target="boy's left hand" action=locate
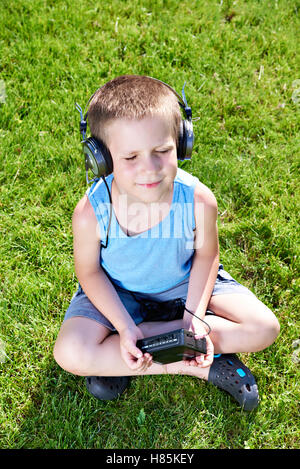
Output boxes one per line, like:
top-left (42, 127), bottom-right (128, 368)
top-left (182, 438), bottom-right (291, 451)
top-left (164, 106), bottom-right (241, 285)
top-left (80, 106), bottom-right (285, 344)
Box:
top-left (183, 323), bottom-right (214, 368)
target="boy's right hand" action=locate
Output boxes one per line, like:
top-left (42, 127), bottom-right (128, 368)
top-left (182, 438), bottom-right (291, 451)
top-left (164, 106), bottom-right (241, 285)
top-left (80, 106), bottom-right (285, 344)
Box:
top-left (119, 325), bottom-right (152, 372)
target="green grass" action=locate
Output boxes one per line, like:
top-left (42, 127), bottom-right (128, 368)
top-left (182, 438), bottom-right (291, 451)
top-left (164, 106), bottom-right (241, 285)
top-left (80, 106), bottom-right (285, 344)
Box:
top-left (0, 0), bottom-right (299, 449)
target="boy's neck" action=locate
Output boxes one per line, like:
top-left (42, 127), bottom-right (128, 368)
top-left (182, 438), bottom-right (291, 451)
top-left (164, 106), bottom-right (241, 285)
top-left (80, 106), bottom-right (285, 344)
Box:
top-left (111, 177), bottom-right (174, 207)
top-left (111, 178), bottom-right (174, 236)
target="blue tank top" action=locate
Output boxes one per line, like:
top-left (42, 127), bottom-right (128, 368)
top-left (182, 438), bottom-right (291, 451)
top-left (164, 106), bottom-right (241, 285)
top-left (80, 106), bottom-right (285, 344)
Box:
top-left (87, 168), bottom-right (199, 294)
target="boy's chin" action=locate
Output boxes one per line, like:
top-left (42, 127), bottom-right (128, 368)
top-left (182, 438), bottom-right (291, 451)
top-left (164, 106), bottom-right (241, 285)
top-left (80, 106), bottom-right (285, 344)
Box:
top-left (134, 186), bottom-right (171, 204)
top-left (134, 192), bottom-right (162, 204)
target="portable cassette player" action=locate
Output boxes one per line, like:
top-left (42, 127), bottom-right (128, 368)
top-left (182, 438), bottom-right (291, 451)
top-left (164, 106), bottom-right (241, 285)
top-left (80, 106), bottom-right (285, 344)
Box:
top-left (136, 328), bottom-right (207, 365)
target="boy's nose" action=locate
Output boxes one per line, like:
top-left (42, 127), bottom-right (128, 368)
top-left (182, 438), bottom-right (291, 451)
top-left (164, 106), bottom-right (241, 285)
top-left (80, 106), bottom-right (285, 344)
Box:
top-left (142, 154), bottom-right (160, 173)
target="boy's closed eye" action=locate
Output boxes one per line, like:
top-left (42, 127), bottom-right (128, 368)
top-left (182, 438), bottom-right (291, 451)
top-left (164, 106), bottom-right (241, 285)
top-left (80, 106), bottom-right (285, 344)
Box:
top-left (125, 155), bottom-right (137, 161)
top-left (124, 148), bottom-right (172, 160)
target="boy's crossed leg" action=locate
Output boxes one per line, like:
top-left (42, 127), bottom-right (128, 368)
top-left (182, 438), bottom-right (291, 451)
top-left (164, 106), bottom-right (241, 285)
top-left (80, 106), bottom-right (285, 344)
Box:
top-left (53, 293), bottom-right (279, 410)
top-left (53, 316), bottom-right (208, 379)
top-left (206, 293), bottom-right (280, 353)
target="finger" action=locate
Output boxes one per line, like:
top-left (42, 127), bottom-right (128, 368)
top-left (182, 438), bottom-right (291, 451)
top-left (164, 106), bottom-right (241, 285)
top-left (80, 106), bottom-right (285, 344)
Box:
top-left (194, 330), bottom-right (208, 339)
top-left (201, 353), bottom-right (214, 368)
top-left (145, 354), bottom-right (153, 368)
top-left (205, 336), bottom-right (214, 353)
top-left (125, 342), bottom-right (143, 360)
top-left (137, 355), bottom-right (147, 369)
top-left (129, 356), bottom-right (145, 371)
top-left (190, 360), bottom-right (198, 367)
top-left (138, 353), bottom-right (150, 367)
top-left (186, 358), bottom-right (197, 367)
top-left (138, 357), bottom-right (152, 373)
top-left (183, 359), bottom-right (192, 366)
top-left (196, 355), bottom-right (204, 366)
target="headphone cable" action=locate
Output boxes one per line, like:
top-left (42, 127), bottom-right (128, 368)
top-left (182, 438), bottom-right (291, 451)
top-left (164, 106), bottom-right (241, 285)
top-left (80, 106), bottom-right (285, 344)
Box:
top-left (101, 175), bottom-right (113, 249)
top-left (184, 306), bottom-right (212, 336)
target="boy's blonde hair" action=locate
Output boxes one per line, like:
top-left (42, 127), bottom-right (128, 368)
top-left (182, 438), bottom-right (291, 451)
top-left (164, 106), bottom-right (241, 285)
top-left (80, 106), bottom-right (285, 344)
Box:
top-left (87, 75), bottom-right (182, 146)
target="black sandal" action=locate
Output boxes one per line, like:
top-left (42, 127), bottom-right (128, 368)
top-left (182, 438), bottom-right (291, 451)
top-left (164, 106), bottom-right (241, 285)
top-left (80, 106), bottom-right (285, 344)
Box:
top-left (208, 354), bottom-right (259, 411)
top-left (86, 376), bottom-right (131, 401)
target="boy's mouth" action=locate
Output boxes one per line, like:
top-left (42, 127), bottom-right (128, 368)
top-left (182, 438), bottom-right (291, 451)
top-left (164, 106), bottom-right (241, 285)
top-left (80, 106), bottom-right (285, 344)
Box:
top-left (136, 181), bottom-right (161, 189)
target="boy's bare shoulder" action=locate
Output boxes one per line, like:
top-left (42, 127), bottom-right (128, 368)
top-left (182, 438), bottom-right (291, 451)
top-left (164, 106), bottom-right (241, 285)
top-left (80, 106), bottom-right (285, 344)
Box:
top-left (72, 195), bottom-right (98, 232)
top-left (193, 181), bottom-right (218, 210)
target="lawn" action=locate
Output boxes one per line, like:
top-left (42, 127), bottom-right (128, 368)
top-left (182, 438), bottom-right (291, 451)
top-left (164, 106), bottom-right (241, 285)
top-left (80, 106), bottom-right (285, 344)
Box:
top-left (0, 0), bottom-right (299, 449)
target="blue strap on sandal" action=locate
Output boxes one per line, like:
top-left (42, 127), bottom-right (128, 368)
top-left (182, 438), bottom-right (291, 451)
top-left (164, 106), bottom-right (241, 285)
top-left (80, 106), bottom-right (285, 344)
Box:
top-left (86, 376), bottom-right (131, 401)
top-left (208, 354), bottom-right (259, 411)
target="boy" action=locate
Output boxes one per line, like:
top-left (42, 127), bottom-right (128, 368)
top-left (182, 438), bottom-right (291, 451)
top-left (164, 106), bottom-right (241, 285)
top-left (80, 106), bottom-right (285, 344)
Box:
top-left (53, 75), bottom-right (280, 410)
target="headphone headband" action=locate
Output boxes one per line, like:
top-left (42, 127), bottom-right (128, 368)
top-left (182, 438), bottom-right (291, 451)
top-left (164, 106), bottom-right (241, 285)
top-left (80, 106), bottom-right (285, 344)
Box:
top-left (78, 76), bottom-right (193, 132)
top-left (146, 77), bottom-right (192, 119)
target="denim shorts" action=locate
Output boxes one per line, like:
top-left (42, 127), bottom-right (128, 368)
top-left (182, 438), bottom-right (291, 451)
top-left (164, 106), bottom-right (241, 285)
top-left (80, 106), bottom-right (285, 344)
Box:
top-left (63, 264), bottom-right (254, 331)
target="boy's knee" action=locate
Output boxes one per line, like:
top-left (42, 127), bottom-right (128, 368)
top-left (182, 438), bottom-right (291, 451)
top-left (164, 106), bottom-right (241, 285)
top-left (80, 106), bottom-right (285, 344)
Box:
top-left (255, 310), bottom-right (280, 350)
top-left (266, 314), bottom-right (280, 343)
top-left (53, 338), bottom-right (92, 376)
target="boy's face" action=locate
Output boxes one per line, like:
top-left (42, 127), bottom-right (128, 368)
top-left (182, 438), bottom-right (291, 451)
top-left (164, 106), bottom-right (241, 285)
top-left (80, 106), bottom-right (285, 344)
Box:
top-left (106, 115), bottom-right (178, 205)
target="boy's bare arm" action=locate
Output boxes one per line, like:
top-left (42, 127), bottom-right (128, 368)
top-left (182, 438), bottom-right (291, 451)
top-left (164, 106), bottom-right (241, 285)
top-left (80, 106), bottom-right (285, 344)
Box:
top-left (184, 183), bottom-right (219, 323)
top-left (182, 184), bottom-right (219, 367)
top-left (72, 196), bottom-right (153, 371)
top-left (72, 195), bottom-right (137, 333)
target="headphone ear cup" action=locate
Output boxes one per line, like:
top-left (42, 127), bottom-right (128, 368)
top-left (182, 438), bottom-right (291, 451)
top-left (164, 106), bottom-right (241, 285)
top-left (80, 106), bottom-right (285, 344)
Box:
top-left (177, 121), bottom-right (185, 161)
top-left (183, 119), bottom-right (194, 159)
top-left (83, 137), bottom-right (113, 178)
top-left (177, 120), bottom-right (194, 161)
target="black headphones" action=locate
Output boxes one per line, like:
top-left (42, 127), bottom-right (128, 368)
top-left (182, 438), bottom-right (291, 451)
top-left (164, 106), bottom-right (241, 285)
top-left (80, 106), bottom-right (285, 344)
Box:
top-left (76, 77), bottom-right (194, 184)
